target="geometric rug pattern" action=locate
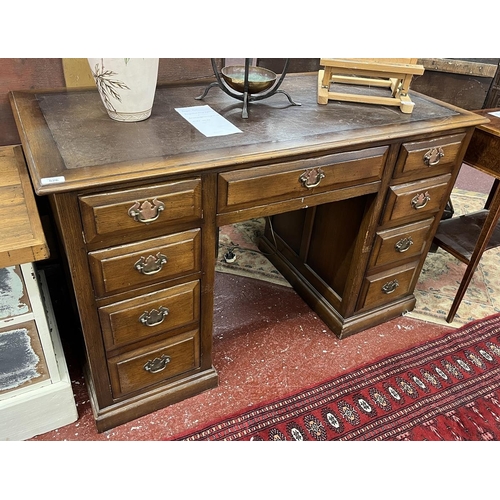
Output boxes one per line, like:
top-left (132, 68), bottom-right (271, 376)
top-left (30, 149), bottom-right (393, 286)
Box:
top-left (172, 313), bottom-right (500, 440)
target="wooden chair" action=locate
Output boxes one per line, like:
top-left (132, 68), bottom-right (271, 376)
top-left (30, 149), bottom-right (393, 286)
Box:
top-left (432, 109), bottom-right (500, 322)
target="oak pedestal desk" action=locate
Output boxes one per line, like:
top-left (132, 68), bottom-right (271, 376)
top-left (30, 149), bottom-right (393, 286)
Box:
top-left (9, 74), bottom-right (487, 431)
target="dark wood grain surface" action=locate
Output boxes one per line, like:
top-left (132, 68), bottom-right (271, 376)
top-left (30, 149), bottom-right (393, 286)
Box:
top-left (11, 74), bottom-right (486, 195)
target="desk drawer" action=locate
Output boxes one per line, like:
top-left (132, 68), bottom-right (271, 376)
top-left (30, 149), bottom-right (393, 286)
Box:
top-left (218, 146), bottom-right (388, 213)
top-left (79, 179), bottom-right (202, 244)
top-left (369, 218), bottom-right (435, 270)
top-left (108, 330), bottom-right (199, 398)
top-left (358, 263), bottom-right (419, 311)
top-left (394, 133), bottom-right (466, 179)
top-left (99, 280), bottom-right (200, 350)
top-left (381, 174), bottom-right (451, 225)
top-left (88, 229), bottom-right (201, 296)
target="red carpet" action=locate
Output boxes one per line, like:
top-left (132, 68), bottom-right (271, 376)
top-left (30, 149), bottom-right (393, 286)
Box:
top-left (172, 314), bottom-right (500, 441)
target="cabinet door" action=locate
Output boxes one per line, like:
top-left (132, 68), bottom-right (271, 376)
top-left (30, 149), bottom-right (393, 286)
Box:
top-left (0, 320), bottom-right (50, 396)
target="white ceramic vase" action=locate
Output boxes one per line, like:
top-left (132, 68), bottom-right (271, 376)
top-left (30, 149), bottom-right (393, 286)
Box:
top-left (87, 58), bottom-right (159, 122)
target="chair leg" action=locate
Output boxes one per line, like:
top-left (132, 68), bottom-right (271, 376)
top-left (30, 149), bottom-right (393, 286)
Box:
top-left (485, 178), bottom-right (500, 210)
top-left (446, 182), bottom-right (500, 322)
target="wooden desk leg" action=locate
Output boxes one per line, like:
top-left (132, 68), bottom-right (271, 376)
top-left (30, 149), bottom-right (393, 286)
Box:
top-left (447, 181), bottom-right (500, 322)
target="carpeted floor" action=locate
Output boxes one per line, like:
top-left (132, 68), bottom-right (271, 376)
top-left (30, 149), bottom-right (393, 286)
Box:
top-left (411, 189), bottom-right (500, 326)
top-left (217, 188), bottom-right (500, 327)
top-left (172, 313), bottom-right (500, 441)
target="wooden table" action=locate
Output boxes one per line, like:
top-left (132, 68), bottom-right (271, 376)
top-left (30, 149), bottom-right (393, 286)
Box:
top-left (433, 108), bottom-right (500, 322)
top-left (9, 74), bottom-right (487, 431)
top-left (0, 145), bottom-right (49, 267)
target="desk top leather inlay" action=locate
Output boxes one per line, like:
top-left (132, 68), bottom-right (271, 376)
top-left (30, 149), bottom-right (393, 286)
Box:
top-left (10, 74), bottom-right (485, 195)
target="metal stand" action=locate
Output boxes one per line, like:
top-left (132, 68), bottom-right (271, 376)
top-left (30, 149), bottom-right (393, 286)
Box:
top-left (196, 58), bottom-right (300, 118)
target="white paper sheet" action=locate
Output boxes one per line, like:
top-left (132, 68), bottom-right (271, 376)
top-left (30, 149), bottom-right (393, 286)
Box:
top-left (175, 105), bottom-right (243, 137)
top-left (488, 111), bottom-right (500, 118)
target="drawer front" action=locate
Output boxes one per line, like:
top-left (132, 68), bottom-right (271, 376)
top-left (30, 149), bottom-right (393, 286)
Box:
top-left (358, 263), bottom-right (419, 311)
top-left (381, 174), bottom-right (451, 225)
top-left (369, 218), bottom-right (435, 269)
top-left (394, 133), bottom-right (466, 179)
top-left (218, 146), bottom-right (388, 213)
top-left (99, 280), bottom-right (200, 350)
top-left (79, 179), bottom-right (202, 244)
top-left (88, 229), bottom-right (201, 296)
top-left (108, 330), bottom-right (199, 397)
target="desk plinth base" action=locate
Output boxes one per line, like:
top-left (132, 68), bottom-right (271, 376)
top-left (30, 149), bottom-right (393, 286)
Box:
top-left (326, 296), bottom-right (417, 339)
top-left (260, 236), bottom-right (416, 339)
top-left (84, 365), bottom-right (218, 433)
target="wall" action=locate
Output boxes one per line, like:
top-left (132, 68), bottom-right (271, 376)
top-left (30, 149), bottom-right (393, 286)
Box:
top-left (0, 59), bottom-right (66, 146)
top-left (411, 58), bottom-right (499, 110)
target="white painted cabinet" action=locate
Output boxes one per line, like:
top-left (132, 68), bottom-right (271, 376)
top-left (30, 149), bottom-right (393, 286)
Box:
top-left (0, 263), bottom-right (77, 440)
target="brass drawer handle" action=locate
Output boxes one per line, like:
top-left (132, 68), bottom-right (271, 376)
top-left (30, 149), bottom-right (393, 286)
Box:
top-left (411, 191), bottom-right (430, 210)
top-left (128, 199), bottom-right (165, 223)
top-left (139, 306), bottom-right (170, 327)
top-left (143, 354), bottom-right (171, 374)
top-left (299, 167), bottom-right (325, 189)
top-left (423, 147), bottom-right (444, 167)
top-left (395, 237), bottom-right (414, 253)
top-left (134, 252), bottom-right (168, 275)
top-left (382, 280), bottom-right (399, 294)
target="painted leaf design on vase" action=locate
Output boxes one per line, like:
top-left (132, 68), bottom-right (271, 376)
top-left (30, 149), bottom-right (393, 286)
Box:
top-left (90, 59), bottom-right (130, 113)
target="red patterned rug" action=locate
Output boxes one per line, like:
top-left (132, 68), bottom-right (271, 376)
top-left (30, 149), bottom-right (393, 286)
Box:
top-left (172, 314), bottom-right (500, 441)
